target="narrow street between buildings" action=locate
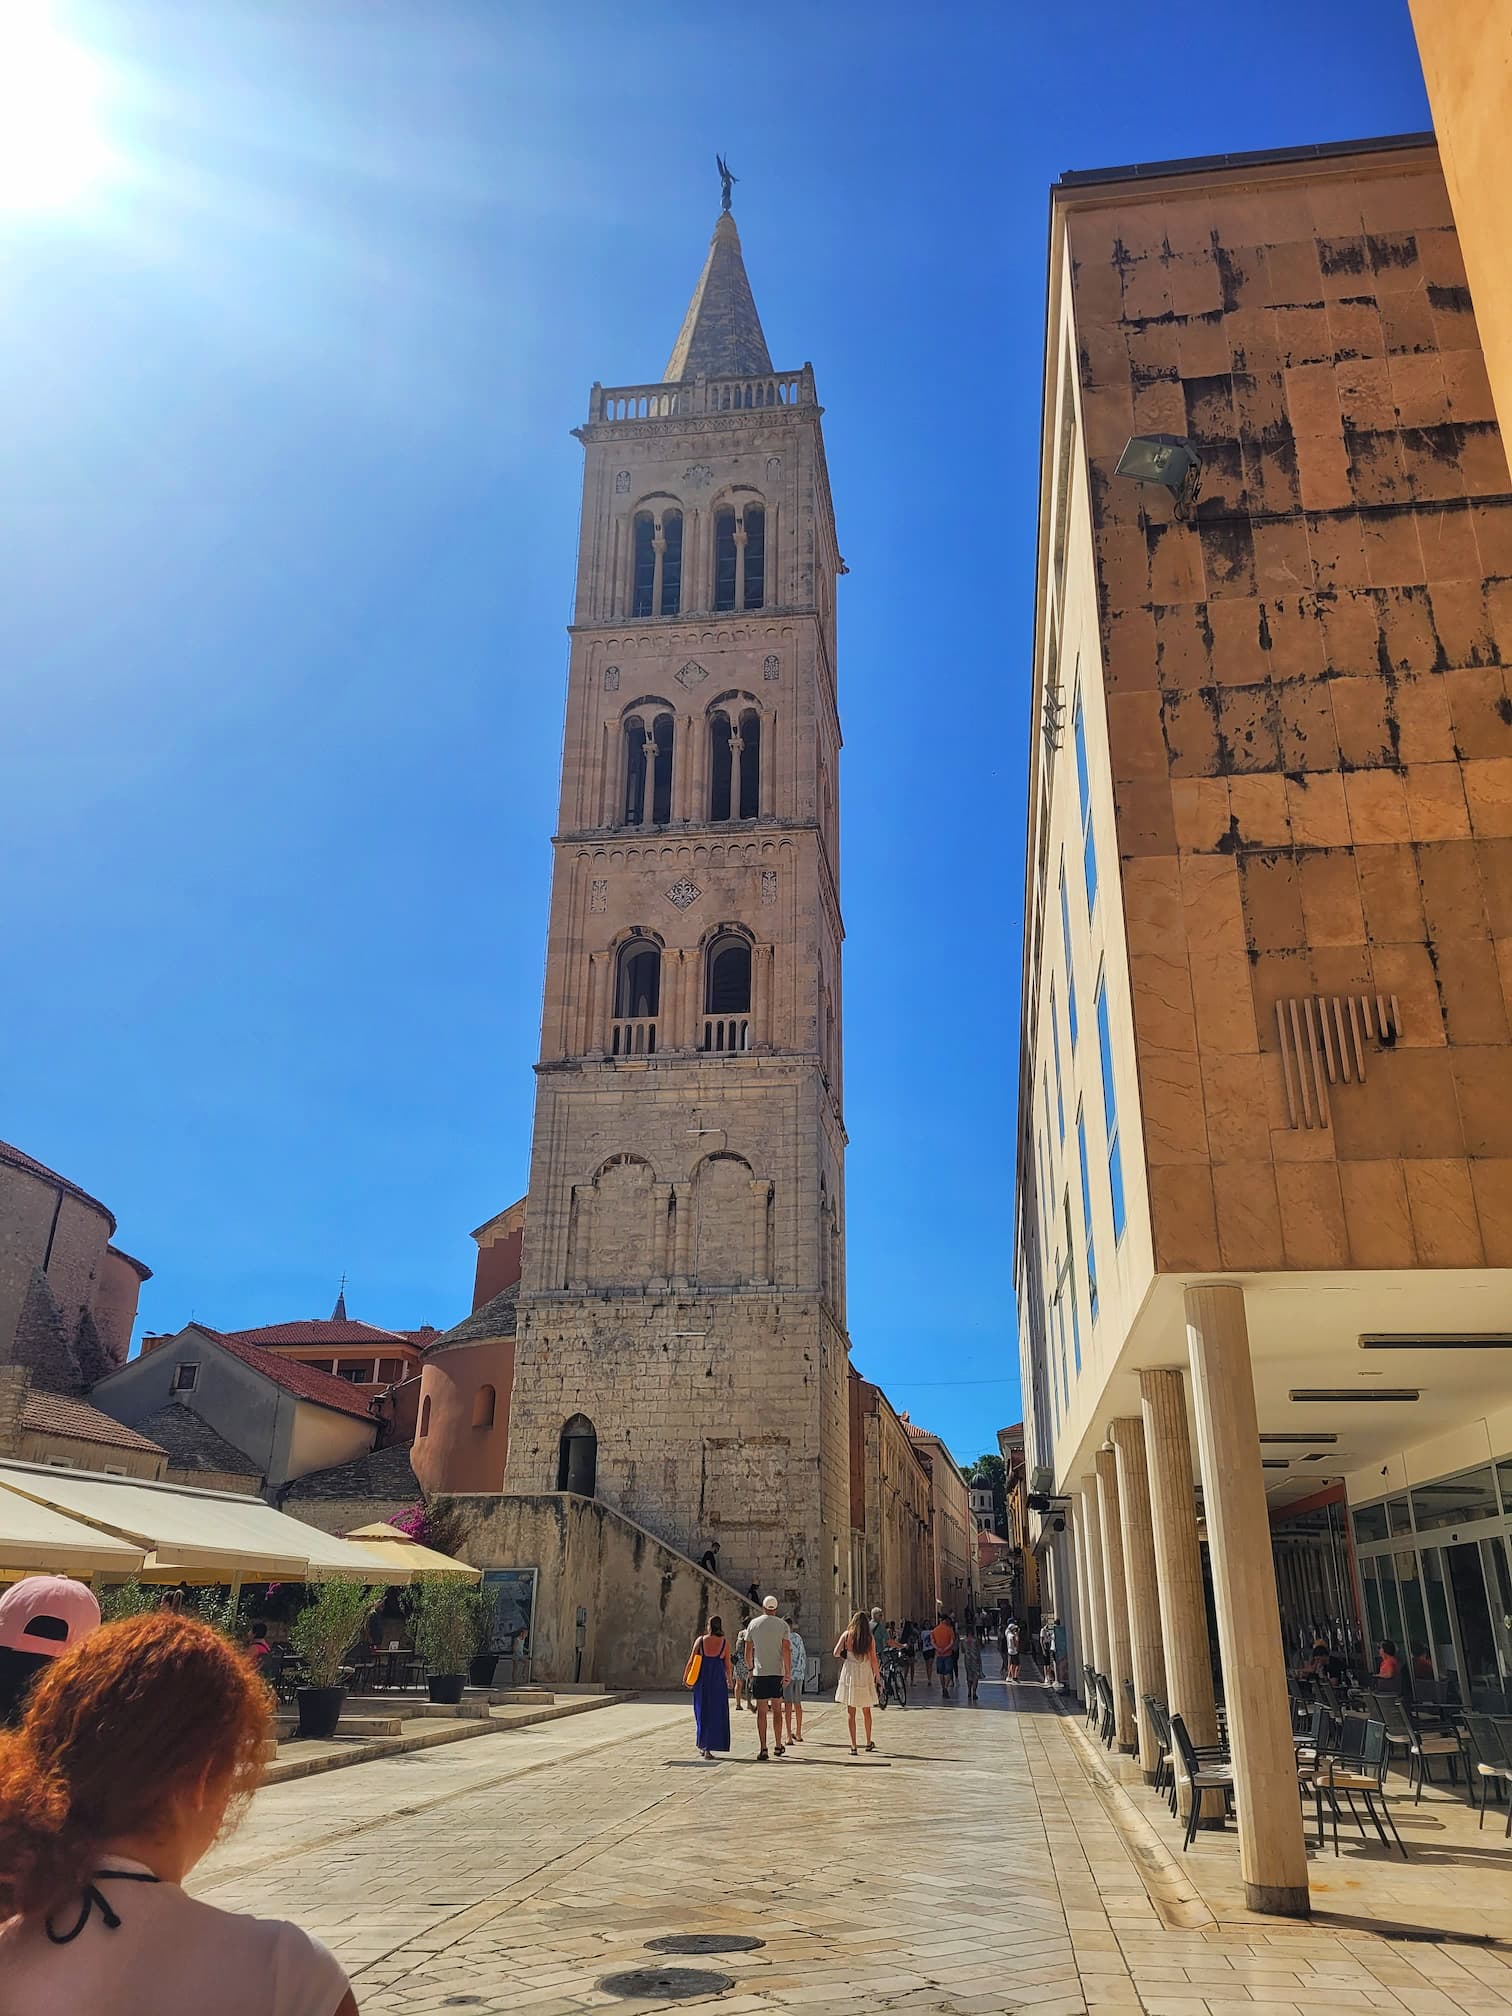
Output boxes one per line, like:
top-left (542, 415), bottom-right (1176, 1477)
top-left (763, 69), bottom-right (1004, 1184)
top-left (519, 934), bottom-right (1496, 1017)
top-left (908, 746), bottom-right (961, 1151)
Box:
top-left (193, 1655), bottom-right (1512, 2016)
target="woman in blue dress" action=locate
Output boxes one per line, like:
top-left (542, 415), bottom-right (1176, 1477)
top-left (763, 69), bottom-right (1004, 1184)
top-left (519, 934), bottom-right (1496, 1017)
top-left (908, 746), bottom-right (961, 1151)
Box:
top-left (690, 1613), bottom-right (734, 1759)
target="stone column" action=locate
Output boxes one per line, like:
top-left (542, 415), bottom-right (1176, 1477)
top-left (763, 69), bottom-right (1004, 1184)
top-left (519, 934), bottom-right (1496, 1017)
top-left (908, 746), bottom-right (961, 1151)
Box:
top-left (1110, 1415), bottom-right (1168, 1782)
top-left (1140, 1367), bottom-right (1223, 1820)
top-left (1078, 1476), bottom-right (1109, 1679)
top-left (1070, 1499), bottom-right (1095, 1696)
top-left (1185, 1283), bottom-right (1310, 1917)
top-left (1094, 1447), bottom-right (1137, 1751)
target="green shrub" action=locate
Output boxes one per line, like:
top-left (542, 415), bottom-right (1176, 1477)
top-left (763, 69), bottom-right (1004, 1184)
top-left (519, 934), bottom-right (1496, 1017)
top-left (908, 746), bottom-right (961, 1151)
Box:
top-left (405, 1578), bottom-right (491, 1676)
top-left (98, 1581), bottom-right (161, 1624)
top-left (289, 1581), bottom-right (382, 1689)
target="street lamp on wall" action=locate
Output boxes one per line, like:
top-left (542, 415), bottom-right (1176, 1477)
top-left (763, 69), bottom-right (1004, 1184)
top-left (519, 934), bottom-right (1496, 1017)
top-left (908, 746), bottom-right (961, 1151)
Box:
top-left (1115, 434), bottom-right (1203, 522)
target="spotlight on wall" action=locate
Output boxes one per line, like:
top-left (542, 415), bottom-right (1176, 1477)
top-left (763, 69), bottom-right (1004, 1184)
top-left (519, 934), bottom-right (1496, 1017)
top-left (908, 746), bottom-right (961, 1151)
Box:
top-left (1115, 434), bottom-right (1203, 521)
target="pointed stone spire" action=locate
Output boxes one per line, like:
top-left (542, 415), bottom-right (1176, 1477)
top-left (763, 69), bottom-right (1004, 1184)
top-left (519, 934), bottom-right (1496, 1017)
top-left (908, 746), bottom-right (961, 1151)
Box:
top-left (664, 211), bottom-right (773, 383)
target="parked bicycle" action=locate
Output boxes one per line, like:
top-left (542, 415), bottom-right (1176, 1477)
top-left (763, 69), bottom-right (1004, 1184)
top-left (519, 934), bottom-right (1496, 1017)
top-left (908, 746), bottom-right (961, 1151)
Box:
top-left (879, 1648), bottom-right (908, 1708)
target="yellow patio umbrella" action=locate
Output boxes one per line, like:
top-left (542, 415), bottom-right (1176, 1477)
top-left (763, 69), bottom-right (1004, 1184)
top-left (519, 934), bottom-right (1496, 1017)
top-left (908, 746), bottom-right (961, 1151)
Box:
top-left (341, 1522), bottom-right (481, 1582)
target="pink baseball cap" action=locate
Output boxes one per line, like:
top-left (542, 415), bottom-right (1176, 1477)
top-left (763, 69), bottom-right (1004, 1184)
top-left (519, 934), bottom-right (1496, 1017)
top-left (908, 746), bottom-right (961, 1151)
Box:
top-left (0, 1576), bottom-right (102, 1656)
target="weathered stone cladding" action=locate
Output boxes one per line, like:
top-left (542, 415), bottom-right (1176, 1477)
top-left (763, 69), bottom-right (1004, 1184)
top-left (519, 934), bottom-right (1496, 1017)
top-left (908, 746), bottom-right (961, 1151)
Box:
top-left (1068, 143), bottom-right (1512, 1270)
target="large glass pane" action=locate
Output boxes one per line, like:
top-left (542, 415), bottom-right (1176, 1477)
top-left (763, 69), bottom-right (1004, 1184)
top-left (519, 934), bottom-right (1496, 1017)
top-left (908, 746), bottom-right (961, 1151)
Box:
top-left (1421, 1548), bottom-right (1461, 1698)
top-left (1388, 1496), bottom-right (1413, 1537)
top-left (1446, 1541), bottom-right (1502, 1703)
top-left (1482, 1537), bottom-right (1512, 1685)
top-left (1074, 698), bottom-right (1090, 824)
top-left (1376, 1555), bottom-right (1406, 1649)
top-left (1353, 1502), bottom-right (1390, 1545)
top-left (1412, 1466), bottom-right (1500, 1532)
top-left (1498, 1458), bottom-right (1512, 1517)
top-left (1395, 1550), bottom-right (1431, 1671)
top-left (1359, 1558), bottom-right (1386, 1648)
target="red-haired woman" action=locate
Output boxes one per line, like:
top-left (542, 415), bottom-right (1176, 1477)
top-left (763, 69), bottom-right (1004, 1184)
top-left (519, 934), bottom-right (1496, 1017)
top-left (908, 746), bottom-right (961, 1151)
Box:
top-left (0, 1611), bottom-right (356, 2015)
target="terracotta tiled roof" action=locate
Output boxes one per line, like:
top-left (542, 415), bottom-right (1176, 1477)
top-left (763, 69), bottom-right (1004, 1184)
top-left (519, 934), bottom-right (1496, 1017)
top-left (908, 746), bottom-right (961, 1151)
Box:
top-left (224, 1319), bottom-right (414, 1349)
top-left (180, 1327), bottom-right (378, 1420)
top-left (21, 1389), bottom-right (166, 1454)
top-left (0, 1139), bottom-right (116, 1234)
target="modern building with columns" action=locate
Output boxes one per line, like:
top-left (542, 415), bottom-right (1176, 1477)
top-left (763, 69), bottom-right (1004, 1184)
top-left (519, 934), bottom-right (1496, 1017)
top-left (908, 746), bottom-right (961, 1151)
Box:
top-left (1016, 133), bottom-right (1512, 1915)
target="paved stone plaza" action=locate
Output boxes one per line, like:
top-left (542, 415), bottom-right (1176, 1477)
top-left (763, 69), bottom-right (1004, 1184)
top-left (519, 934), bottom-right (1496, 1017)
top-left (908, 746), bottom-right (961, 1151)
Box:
top-left (195, 1665), bottom-right (1512, 2016)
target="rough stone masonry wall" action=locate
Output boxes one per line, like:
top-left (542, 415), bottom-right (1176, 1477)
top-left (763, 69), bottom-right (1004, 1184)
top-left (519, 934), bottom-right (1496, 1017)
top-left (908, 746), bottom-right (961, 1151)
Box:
top-left (1072, 153), bottom-right (1512, 1272)
top-left (446, 1490), bottom-right (765, 1691)
top-left (504, 1292), bottom-right (840, 1649)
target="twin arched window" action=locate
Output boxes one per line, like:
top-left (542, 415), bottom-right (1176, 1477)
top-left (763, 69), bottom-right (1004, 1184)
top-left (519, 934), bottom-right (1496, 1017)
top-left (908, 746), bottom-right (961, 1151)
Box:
top-left (714, 504), bottom-right (765, 612)
top-left (632, 510), bottom-right (682, 618)
top-left (610, 933), bottom-right (752, 1054)
top-left (623, 711), bottom-right (674, 825)
top-left (710, 709), bottom-right (761, 821)
top-left (629, 501), bottom-right (766, 619)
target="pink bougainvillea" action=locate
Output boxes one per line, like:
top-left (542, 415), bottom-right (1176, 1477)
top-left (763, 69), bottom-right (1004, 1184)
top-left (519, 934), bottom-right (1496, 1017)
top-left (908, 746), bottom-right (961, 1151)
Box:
top-left (389, 1503), bottom-right (429, 1542)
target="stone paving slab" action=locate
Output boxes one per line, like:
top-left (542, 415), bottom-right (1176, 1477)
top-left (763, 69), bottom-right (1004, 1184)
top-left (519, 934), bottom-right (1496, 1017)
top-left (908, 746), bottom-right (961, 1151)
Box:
top-left (196, 1662), bottom-right (1512, 2015)
top-left (261, 1690), bottom-right (634, 1784)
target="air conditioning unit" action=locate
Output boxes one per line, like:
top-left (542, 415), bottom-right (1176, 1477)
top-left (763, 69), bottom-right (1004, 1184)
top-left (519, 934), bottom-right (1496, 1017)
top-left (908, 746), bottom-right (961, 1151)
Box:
top-left (1029, 1465), bottom-right (1055, 1496)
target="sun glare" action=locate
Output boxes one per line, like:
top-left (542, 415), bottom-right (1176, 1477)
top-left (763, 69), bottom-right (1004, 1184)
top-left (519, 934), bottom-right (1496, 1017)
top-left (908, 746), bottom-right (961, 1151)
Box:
top-left (0, 1), bottom-right (107, 211)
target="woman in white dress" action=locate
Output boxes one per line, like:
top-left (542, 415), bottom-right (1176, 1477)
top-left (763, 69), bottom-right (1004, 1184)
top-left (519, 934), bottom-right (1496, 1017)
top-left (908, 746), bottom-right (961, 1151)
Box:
top-left (833, 1610), bottom-right (881, 1755)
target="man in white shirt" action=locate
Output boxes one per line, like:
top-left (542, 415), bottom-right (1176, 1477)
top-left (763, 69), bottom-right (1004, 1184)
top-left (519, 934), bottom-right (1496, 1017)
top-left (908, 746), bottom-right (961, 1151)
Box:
top-left (744, 1595), bottom-right (792, 1760)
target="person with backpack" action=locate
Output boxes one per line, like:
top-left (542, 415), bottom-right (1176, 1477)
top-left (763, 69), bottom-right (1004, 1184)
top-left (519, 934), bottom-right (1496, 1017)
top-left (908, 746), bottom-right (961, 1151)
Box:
top-left (1005, 1614), bottom-right (1022, 1682)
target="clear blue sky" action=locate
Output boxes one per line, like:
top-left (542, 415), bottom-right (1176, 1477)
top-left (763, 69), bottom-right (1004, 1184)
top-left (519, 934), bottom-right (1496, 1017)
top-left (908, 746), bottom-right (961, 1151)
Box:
top-left (1, 1), bottom-right (1430, 1463)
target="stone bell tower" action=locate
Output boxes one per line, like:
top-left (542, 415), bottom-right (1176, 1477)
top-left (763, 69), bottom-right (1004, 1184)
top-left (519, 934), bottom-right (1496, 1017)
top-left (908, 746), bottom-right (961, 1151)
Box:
top-left (502, 194), bottom-right (851, 1645)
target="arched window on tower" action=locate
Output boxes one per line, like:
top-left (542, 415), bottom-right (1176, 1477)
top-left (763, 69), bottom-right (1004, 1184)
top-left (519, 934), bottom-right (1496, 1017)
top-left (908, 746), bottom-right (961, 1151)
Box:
top-left (612, 938), bottom-right (660, 1055)
top-left (703, 933), bottom-right (752, 1053)
top-left (660, 510), bottom-right (683, 616)
top-left (712, 504), bottom-right (767, 613)
top-left (623, 714), bottom-right (647, 825)
top-left (741, 504), bottom-right (765, 610)
top-left (472, 1384), bottom-right (496, 1429)
top-left (650, 712), bottom-right (673, 824)
top-left (624, 711), bottom-right (674, 826)
top-left (709, 712), bottom-right (733, 822)
top-left (419, 1394), bottom-right (431, 1438)
top-left (557, 1414), bottom-right (597, 1496)
top-left (738, 709), bottom-right (761, 819)
top-left (632, 513), bottom-right (656, 617)
top-left (713, 508), bottom-right (737, 612)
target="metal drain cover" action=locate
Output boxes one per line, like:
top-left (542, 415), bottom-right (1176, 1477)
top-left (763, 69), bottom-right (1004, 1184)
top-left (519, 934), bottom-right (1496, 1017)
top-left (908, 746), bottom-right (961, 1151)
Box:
top-left (599, 1966), bottom-right (735, 2000)
top-left (646, 1934), bottom-right (765, 1956)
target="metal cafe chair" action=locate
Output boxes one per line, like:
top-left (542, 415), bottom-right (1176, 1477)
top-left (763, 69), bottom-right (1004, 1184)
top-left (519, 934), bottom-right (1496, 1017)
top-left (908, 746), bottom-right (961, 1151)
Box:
top-left (1143, 1694), bottom-right (1175, 1811)
top-left (1122, 1678), bottom-right (1139, 1741)
top-left (1084, 1665), bottom-right (1100, 1731)
top-left (1311, 1716), bottom-right (1408, 1860)
top-left (1168, 1712), bottom-right (1234, 1851)
top-left (1094, 1672), bottom-right (1117, 1749)
top-left (1463, 1714), bottom-right (1512, 1834)
top-left (1374, 1692), bottom-right (1467, 1803)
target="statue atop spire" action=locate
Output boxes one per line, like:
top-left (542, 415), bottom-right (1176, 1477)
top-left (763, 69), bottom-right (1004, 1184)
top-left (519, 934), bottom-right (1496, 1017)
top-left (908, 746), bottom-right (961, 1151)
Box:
top-left (716, 153), bottom-right (738, 214)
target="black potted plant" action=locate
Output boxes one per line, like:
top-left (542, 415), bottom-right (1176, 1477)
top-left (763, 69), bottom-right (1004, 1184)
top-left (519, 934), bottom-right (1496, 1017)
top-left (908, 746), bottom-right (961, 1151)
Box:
top-left (406, 1579), bottom-right (490, 1705)
top-left (290, 1581), bottom-right (381, 1739)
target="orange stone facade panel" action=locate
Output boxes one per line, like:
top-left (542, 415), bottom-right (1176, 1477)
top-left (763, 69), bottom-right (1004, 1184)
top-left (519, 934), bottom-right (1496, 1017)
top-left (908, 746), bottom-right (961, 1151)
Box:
top-left (1068, 145), bottom-right (1512, 1275)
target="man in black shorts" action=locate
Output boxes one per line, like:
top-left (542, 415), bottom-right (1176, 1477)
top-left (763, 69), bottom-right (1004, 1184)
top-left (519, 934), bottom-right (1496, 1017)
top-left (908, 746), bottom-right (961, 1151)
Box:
top-left (744, 1595), bottom-right (792, 1760)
